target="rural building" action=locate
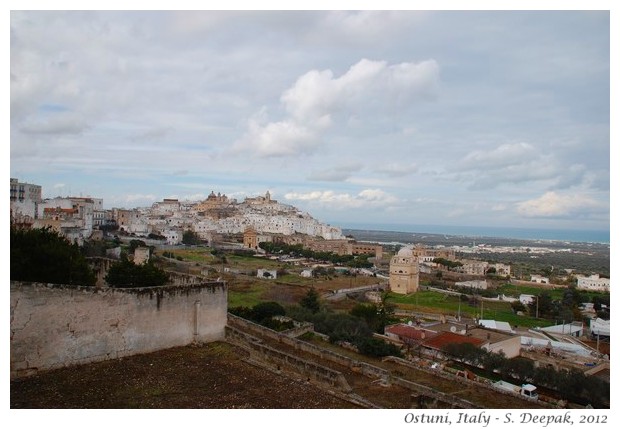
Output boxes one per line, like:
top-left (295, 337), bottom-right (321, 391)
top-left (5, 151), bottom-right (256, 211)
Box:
top-left (455, 280), bottom-right (488, 290)
top-left (257, 269), bottom-right (277, 279)
top-left (384, 323), bottom-right (438, 344)
top-left (133, 247), bottom-right (150, 265)
top-left (576, 274), bottom-right (610, 292)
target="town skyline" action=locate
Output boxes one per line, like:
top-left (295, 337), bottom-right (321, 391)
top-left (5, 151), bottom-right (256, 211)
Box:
top-left (9, 8), bottom-right (612, 233)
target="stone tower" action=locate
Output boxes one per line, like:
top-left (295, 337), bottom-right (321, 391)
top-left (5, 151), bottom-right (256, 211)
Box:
top-left (389, 247), bottom-right (419, 294)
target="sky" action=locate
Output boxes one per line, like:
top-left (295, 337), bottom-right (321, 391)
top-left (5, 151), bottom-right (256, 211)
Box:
top-left (9, 7), bottom-right (613, 233)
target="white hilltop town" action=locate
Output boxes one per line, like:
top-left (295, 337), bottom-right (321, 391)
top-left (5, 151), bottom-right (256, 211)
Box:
top-left (10, 178), bottom-right (343, 245)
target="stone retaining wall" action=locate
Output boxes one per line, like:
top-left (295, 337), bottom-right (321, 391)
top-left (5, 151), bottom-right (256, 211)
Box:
top-left (11, 281), bottom-right (227, 379)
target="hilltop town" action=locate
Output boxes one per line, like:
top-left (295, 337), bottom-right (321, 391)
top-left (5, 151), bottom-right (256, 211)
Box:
top-left (11, 178), bottom-right (343, 244)
top-left (10, 177), bottom-right (610, 409)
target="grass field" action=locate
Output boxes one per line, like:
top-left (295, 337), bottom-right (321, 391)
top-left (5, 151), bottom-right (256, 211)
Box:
top-left (495, 283), bottom-right (566, 300)
top-left (386, 291), bottom-right (553, 328)
top-left (228, 282), bottom-right (267, 308)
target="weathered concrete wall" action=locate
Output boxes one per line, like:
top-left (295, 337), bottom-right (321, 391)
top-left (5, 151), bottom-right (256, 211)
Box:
top-left (10, 281), bottom-right (227, 379)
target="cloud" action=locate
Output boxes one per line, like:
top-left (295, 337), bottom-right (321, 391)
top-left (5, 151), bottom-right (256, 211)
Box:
top-left (460, 142), bottom-right (537, 170)
top-left (284, 188), bottom-right (397, 209)
top-left (451, 142), bottom-right (598, 191)
top-left (375, 162), bottom-right (418, 178)
top-left (281, 58), bottom-right (439, 121)
top-left (235, 58), bottom-right (440, 158)
top-left (130, 127), bottom-right (174, 142)
top-left (18, 113), bottom-right (90, 135)
top-left (307, 163), bottom-right (362, 182)
top-left (516, 191), bottom-right (604, 218)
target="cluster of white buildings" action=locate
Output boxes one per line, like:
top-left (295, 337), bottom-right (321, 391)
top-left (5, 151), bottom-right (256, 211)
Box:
top-left (127, 191), bottom-right (343, 244)
top-left (10, 179), bottom-right (343, 246)
top-left (11, 178), bottom-right (106, 244)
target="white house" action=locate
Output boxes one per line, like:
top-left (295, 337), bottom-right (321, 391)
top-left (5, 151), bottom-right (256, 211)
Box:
top-left (577, 274), bottom-right (610, 292)
top-left (455, 280), bottom-right (488, 290)
top-left (257, 269), bottom-right (278, 279)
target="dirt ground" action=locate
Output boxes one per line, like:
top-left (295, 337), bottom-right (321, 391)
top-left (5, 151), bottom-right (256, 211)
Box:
top-left (10, 342), bottom-right (356, 409)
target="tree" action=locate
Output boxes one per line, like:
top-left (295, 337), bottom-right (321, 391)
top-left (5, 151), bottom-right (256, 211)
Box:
top-left (300, 287), bottom-right (321, 313)
top-left (251, 301), bottom-right (286, 322)
top-left (510, 300), bottom-right (527, 314)
top-left (182, 230), bottom-right (201, 245)
top-left (355, 337), bottom-right (402, 358)
top-left (11, 226), bottom-right (96, 286)
top-left (129, 239), bottom-right (147, 254)
top-left (529, 291), bottom-right (554, 318)
top-left (105, 260), bottom-right (168, 287)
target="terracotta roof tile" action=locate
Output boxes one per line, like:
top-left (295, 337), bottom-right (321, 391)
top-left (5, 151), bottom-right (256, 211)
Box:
top-left (422, 331), bottom-right (485, 351)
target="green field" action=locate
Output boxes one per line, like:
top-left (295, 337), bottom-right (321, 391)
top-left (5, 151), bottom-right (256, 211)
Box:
top-left (158, 247), bottom-right (218, 263)
top-left (496, 283), bottom-right (610, 303)
top-left (228, 284), bottom-right (266, 308)
top-left (226, 254), bottom-right (283, 269)
top-left (495, 283), bottom-right (565, 300)
top-left (386, 291), bottom-right (553, 328)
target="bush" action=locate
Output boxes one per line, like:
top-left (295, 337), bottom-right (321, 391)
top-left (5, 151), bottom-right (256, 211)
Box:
top-left (11, 227), bottom-right (96, 286)
top-left (105, 260), bottom-right (169, 287)
top-left (355, 337), bottom-right (402, 358)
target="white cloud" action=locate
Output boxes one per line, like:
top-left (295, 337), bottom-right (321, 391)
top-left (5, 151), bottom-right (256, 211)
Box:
top-left (375, 162), bottom-right (418, 178)
top-left (281, 58), bottom-right (439, 122)
top-left (18, 113), bottom-right (90, 135)
top-left (241, 118), bottom-right (318, 158)
top-left (235, 58), bottom-right (440, 158)
top-left (516, 191), bottom-right (604, 218)
top-left (284, 188), bottom-right (397, 209)
top-left (460, 142), bottom-right (536, 170)
top-left (307, 163), bottom-right (362, 182)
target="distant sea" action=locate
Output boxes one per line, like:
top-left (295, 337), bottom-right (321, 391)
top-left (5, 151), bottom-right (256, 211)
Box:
top-left (340, 223), bottom-right (610, 244)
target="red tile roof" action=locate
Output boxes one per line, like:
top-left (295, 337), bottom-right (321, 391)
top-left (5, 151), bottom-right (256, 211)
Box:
top-left (422, 331), bottom-right (485, 351)
top-left (385, 324), bottom-right (437, 341)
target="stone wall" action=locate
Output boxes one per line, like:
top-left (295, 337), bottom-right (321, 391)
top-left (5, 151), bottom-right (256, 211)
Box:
top-left (226, 326), bottom-right (351, 392)
top-left (10, 281), bottom-right (227, 379)
top-left (226, 314), bottom-right (480, 409)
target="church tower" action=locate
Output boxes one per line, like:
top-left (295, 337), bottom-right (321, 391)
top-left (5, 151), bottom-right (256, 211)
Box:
top-left (389, 247), bottom-right (420, 294)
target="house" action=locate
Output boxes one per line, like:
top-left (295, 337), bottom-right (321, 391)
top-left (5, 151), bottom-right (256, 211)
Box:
top-left (576, 274), bottom-right (610, 292)
top-left (257, 269), bottom-right (277, 279)
top-left (421, 331), bottom-right (486, 358)
top-left (133, 247), bottom-right (150, 265)
top-left (455, 280), bottom-right (488, 290)
top-left (530, 275), bottom-right (549, 284)
top-left (520, 294), bottom-right (535, 306)
top-left (384, 323), bottom-right (438, 345)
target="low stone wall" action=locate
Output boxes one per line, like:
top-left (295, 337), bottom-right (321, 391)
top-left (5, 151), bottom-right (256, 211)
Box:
top-left (11, 281), bottom-right (228, 379)
top-left (226, 326), bottom-right (351, 392)
top-left (226, 314), bottom-right (481, 408)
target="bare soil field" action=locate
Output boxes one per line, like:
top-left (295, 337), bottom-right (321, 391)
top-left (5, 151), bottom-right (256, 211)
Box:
top-left (10, 342), bottom-right (355, 409)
